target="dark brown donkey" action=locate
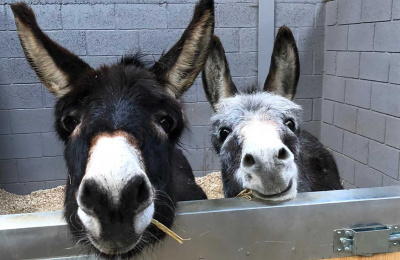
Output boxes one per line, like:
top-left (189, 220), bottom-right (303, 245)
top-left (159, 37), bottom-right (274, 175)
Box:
top-left (10, 0), bottom-right (214, 258)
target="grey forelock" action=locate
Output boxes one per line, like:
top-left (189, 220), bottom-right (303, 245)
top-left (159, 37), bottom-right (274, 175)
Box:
top-left (211, 92), bottom-right (303, 131)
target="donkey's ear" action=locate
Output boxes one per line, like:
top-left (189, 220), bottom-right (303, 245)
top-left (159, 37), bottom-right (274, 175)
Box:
top-left (11, 3), bottom-right (92, 97)
top-left (202, 35), bottom-right (238, 111)
top-left (152, 0), bottom-right (215, 99)
top-left (263, 26), bottom-right (300, 100)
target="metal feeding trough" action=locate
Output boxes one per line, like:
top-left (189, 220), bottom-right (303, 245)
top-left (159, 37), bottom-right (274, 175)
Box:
top-left (1, 187), bottom-right (400, 260)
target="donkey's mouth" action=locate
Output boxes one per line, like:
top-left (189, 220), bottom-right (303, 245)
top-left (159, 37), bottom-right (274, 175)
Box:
top-left (252, 179), bottom-right (294, 201)
top-left (89, 235), bottom-right (142, 256)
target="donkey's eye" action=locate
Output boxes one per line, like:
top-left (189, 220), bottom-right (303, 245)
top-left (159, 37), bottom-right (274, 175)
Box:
top-left (62, 116), bottom-right (80, 133)
top-left (219, 128), bottom-right (231, 142)
top-left (159, 116), bottom-right (174, 133)
top-left (285, 119), bottom-right (296, 132)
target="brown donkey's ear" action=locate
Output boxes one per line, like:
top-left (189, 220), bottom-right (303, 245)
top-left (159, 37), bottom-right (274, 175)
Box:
top-left (263, 26), bottom-right (300, 100)
top-left (202, 35), bottom-right (238, 111)
top-left (152, 0), bottom-right (215, 99)
top-left (11, 2), bottom-right (92, 97)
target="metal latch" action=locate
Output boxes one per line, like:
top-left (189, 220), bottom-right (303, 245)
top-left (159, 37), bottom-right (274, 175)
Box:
top-left (334, 224), bottom-right (400, 256)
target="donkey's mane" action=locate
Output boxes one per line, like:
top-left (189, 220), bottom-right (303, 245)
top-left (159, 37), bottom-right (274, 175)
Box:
top-left (120, 53), bottom-right (152, 68)
top-left (239, 84), bottom-right (262, 95)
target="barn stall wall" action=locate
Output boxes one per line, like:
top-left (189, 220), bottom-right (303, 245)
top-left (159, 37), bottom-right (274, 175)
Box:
top-left (0, 0), bottom-right (325, 195)
top-left (321, 0), bottom-right (400, 190)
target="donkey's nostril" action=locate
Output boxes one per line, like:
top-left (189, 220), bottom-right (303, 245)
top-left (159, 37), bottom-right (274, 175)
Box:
top-left (243, 154), bottom-right (256, 167)
top-left (277, 147), bottom-right (289, 160)
top-left (123, 175), bottom-right (150, 208)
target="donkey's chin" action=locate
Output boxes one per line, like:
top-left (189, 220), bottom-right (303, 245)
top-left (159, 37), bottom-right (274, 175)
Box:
top-left (252, 179), bottom-right (298, 202)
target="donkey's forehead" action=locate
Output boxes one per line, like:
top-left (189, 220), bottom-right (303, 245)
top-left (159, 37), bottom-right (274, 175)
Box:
top-left (212, 92), bottom-right (302, 124)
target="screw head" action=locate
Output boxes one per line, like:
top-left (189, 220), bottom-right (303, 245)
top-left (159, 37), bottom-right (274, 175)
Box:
top-left (394, 242), bottom-right (398, 246)
top-left (337, 231), bottom-right (342, 235)
top-left (395, 226), bottom-right (398, 230)
top-left (345, 231), bottom-right (352, 236)
top-left (246, 252), bottom-right (250, 256)
top-left (344, 247), bottom-right (351, 252)
top-left (337, 248), bottom-right (342, 252)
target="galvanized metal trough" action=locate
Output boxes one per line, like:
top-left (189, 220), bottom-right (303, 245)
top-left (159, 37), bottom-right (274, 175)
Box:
top-left (1, 186), bottom-right (400, 260)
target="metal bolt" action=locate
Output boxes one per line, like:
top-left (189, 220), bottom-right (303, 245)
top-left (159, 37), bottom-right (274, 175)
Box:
top-left (345, 231), bottom-right (352, 236)
top-left (394, 243), bottom-right (398, 246)
top-left (337, 231), bottom-right (342, 235)
top-left (246, 252), bottom-right (250, 256)
top-left (344, 247), bottom-right (351, 252)
top-left (395, 226), bottom-right (398, 230)
top-left (337, 248), bottom-right (342, 252)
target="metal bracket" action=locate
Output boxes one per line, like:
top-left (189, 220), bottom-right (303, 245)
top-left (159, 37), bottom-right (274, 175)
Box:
top-left (334, 224), bottom-right (400, 256)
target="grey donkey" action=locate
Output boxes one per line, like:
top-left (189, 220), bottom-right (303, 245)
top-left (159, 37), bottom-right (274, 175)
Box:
top-left (202, 26), bottom-right (343, 201)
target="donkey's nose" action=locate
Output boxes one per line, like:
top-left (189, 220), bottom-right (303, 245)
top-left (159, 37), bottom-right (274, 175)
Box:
top-left (242, 146), bottom-right (292, 169)
top-left (121, 175), bottom-right (151, 210)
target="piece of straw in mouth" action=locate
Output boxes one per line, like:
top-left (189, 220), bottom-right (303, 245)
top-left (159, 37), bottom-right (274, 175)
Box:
top-left (236, 189), bottom-right (253, 200)
top-left (151, 219), bottom-right (190, 245)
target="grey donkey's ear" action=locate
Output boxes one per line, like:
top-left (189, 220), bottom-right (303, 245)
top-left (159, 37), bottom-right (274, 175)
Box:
top-left (201, 35), bottom-right (238, 111)
top-left (11, 2), bottom-right (93, 98)
top-left (263, 26), bottom-right (300, 100)
top-left (152, 0), bottom-right (215, 99)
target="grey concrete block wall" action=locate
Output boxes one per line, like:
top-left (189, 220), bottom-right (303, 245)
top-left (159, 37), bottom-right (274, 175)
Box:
top-left (0, 0), bottom-right (326, 195)
top-left (322, 0), bottom-right (400, 189)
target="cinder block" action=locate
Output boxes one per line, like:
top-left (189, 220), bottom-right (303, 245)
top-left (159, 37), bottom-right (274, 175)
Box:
top-left (321, 123), bottom-right (344, 152)
top-left (334, 103), bottom-right (357, 133)
top-left (313, 98), bottom-right (322, 121)
top-left (315, 3), bottom-right (325, 27)
top-left (167, 4), bottom-right (194, 29)
top-left (325, 0), bottom-right (338, 26)
top-left (225, 53), bottom-right (257, 77)
top-left (0, 84), bottom-right (43, 109)
top-left (215, 28), bottom-right (240, 52)
top-left (314, 51), bottom-right (324, 75)
top-left (342, 180), bottom-right (356, 189)
top-left (0, 182), bottom-right (46, 195)
top-left (42, 132), bottom-right (64, 157)
top-left (324, 51), bottom-right (337, 75)
top-left (45, 180), bottom-right (66, 189)
top-left (116, 4), bottom-right (167, 29)
top-left (297, 27), bottom-right (324, 53)
top-left (139, 29), bottom-right (183, 54)
top-left (0, 59), bottom-right (11, 84)
top-left (337, 0), bottom-right (362, 24)
top-left (0, 32), bottom-right (24, 58)
top-left (345, 79), bottom-right (371, 109)
top-left (87, 30), bottom-right (139, 56)
top-left (218, 3), bottom-right (258, 28)
top-left (301, 121), bottom-right (321, 139)
top-left (386, 116), bottom-right (400, 149)
top-left (231, 76), bottom-right (257, 92)
top-left (0, 6), bottom-right (7, 31)
top-left (369, 140), bottom-right (399, 179)
top-left (275, 3), bottom-right (314, 27)
top-left (46, 31), bottom-right (86, 56)
top-left (18, 156), bottom-right (67, 182)
top-left (323, 75), bottom-right (345, 102)
top-left (360, 52), bottom-right (390, 82)
top-left (43, 85), bottom-right (57, 108)
top-left (394, 0), bottom-right (400, 19)
top-left (183, 102), bottom-right (213, 126)
top-left (322, 100), bottom-right (334, 124)
top-left (375, 21), bottom-right (400, 52)
top-left (325, 26), bottom-right (348, 51)
top-left (239, 28), bottom-right (257, 52)
top-left (7, 4), bottom-right (62, 30)
top-left (389, 53), bottom-right (400, 84)
top-left (371, 83), bottom-right (400, 117)
top-left (362, 0), bottom-right (392, 22)
top-left (355, 162), bottom-right (383, 188)
top-left (343, 131), bottom-right (369, 164)
top-left (0, 134), bottom-right (43, 160)
top-left (357, 109), bottom-right (386, 143)
top-left (182, 148), bottom-right (205, 171)
top-left (62, 4), bottom-right (115, 29)
top-left (295, 99), bottom-right (313, 122)
top-left (10, 109), bottom-right (54, 134)
top-left (181, 126), bottom-right (211, 149)
top-left (82, 56), bottom-right (119, 69)
top-left (10, 58), bottom-right (40, 84)
top-left (348, 23), bottom-right (374, 51)
top-left (211, 151), bottom-right (221, 172)
top-left (182, 82), bottom-right (198, 103)
top-left (331, 151), bottom-right (355, 184)
top-left (383, 175), bottom-right (400, 186)
top-left (336, 52), bottom-right (360, 78)
top-left (0, 160), bottom-right (18, 184)
top-left (295, 75), bottom-right (323, 99)
top-left (300, 52), bottom-right (313, 75)
top-left (0, 111), bottom-right (11, 135)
